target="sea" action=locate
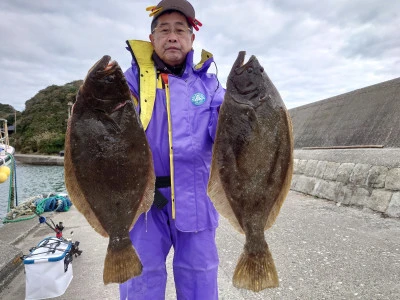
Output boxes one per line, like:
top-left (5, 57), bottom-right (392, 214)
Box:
top-left (0, 163), bottom-right (66, 225)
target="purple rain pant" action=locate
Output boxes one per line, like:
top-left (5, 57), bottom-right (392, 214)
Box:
top-left (119, 199), bottom-right (219, 300)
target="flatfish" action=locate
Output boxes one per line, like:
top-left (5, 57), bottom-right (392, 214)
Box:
top-left (208, 51), bottom-right (293, 291)
top-left (64, 55), bottom-right (155, 284)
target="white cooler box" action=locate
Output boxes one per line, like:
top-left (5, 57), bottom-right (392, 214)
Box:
top-left (24, 237), bottom-right (73, 300)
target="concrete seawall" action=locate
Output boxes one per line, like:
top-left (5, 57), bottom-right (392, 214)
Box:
top-left (13, 154), bottom-right (64, 166)
top-left (291, 149), bottom-right (400, 218)
top-left (288, 77), bottom-right (400, 219)
top-left (289, 77), bottom-right (400, 149)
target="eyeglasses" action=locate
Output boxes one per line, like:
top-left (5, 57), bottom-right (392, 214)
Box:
top-left (152, 25), bottom-right (193, 37)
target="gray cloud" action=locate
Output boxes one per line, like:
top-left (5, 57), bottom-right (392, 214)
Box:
top-left (1, 0), bottom-right (399, 112)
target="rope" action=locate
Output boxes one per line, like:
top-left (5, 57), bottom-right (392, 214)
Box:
top-left (6, 153), bottom-right (17, 211)
top-left (2, 194), bottom-right (73, 224)
top-left (13, 153), bottom-right (18, 206)
top-left (35, 195), bottom-right (72, 214)
top-left (2, 214), bottom-right (36, 223)
top-left (2, 195), bottom-right (40, 223)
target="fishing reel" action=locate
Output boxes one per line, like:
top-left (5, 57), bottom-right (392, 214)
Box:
top-left (55, 221), bottom-right (64, 238)
top-left (38, 216), bottom-right (64, 238)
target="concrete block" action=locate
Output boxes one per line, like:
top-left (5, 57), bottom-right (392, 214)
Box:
top-left (314, 161), bottom-right (327, 179)
top-left (366, 166), bottom-right (389, 188)
top-left (386, 192), bottom-right (400, 218)
top-left (0, 243), bottom-right (23, 293)
top-left (313, 179), bottom-right (340, 201)
top-left (297, 160), bottom-right (308, 174)
top-left (323, 162), bottom-right (340, 181)
top-left (293, 159), bottom-right (300, 174)
top-left (292, 175), bottom-right (316, 195)
top-left (349, 187), bottom-right (370, 207)
top-left (312, 179), bottom-right (323, 198)
top-left (385, 168), bottom-right (400, 191)
top-left (366, 190), bottom-right (392, 213)
top-left (338, 185), bottom-right (354, 205)
top-left (349, 163), bottom-right (371, 186)
top-left (290, 174), bottom-right (299, 189)
top-left (336, 163), bottom-right (355, 184)
top-left (304, 160), bottom-right (318, 177)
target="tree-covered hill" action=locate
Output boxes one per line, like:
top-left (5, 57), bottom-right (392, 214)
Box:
top-left (12, 80), bottom-right (83, 154)
top-left (0, 103), bottom-right (21, 126)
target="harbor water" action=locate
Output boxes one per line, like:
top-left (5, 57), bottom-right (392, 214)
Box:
top-left (0, 163), bottom-right (66, 223)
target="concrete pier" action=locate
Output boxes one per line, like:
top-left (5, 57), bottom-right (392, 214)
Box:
top-left (0, 191), bottom-right (399, 299)
top-left (13, 154), bottom-right (64, 166)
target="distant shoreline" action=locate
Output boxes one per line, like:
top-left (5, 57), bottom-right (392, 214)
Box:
top-left (13, 153), bottom-right (64, 166)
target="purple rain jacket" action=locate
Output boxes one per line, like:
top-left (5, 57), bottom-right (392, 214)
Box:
top-left (125, 40), bottom-right (225, 232)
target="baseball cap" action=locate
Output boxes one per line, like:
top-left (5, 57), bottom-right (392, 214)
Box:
top-left (146, 0), bottom-right (202, 31)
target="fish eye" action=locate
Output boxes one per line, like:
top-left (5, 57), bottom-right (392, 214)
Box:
top-left (260, 67), bottom-right (264, 73)
top-left (103, 74), bottom-right (115, 83)
top-left (247, 67), bottom-right (253, 73)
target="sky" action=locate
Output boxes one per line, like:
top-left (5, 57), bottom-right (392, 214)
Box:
top-left (1, 0), bottom-right (399, 112)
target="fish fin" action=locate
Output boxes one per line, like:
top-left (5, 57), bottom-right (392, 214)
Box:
top-left (265, 110), bottom-right (294, 230)
top-left (103, 241), bottom-right (142, 284)
top-left (233, 245), bottom-right (279, 291)
top-left (64, 132), bottom-right (109, 237)
top-left (131, 152), bottom-right (155, 229)
top-left (208, 156), bottom-right (244, 234)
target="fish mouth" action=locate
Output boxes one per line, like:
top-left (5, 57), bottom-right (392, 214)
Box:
top-left (232, 51), bottom-right (257, 75)
top-left (88, 55), bottom-right (119, 79)
top-left (84, 55), bottom-right (128, 109)
top-left (228, 51), bottom-right (259, 96)
top-left (98, 56), bottom-right (119, 76)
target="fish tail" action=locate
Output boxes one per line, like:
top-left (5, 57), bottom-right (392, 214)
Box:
top-left (233, 245), bottom-right (279, 292)
top-left (103, 242), bottom-right (142, 284)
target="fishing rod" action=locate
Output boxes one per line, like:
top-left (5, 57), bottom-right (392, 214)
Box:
top-left (30, 207), bottom-right (64, 239)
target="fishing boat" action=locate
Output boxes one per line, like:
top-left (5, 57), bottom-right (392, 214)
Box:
top-left (0, 118), bottom-right (15, 166)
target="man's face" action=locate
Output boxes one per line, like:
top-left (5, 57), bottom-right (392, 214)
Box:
top-left (150, 12), bottom-right (195, 66)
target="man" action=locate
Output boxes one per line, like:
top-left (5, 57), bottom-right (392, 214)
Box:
top-left (119, 0), bottom-right (225, 299)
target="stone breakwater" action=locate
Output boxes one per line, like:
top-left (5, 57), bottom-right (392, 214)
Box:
top-left (290, 149), bottom-right (400, 218)
top-left (13, 154), bottom-right (64, 166)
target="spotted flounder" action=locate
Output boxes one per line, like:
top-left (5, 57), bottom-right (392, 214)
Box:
top-left (208, 51), bottom-right (293, 292)
top-left (64, 55), bottom-right (155, 284)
